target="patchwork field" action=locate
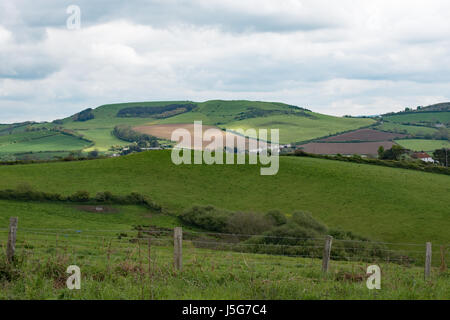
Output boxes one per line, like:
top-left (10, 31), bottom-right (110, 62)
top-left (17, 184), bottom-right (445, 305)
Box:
top-left (375, 122), bottom-right (438, 136)
top-left (222, 114), bottom-right (374, 144)
top-left (134, 123), bottom-right (258, 150)
top-left (297, 141), bottom-right (395, 155)
top-left (319, 129), bottom-right (405, 142)
top-left (0, 100), bottom-right (375, 158)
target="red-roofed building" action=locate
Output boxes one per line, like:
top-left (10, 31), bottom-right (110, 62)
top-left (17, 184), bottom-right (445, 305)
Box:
top-left (412, 152), bottom-right (435, 163)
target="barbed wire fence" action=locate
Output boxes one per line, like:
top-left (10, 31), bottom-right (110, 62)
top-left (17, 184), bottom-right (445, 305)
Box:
top-left (1, 217), bottom-right (449, 289)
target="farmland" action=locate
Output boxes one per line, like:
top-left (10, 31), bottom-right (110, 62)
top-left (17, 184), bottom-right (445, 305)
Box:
top-left (383, 112), bottom-right (450, 126)
top-left (296, 141), bottom-right (395, 156)
top-left (0, 199), bottom-right (449, 299)
top-left (0, 150), bottom-right (449, 246)
top-left (395, 139), bottom-right (450, 152)
top-left (318, 129), bottom-right (405, 142)
top-left (0, 132), bottom-right (91, 154)
top-left (1, 100), bottom-right (375, 158)
top-left (375, 122), bottom-right (438, 136)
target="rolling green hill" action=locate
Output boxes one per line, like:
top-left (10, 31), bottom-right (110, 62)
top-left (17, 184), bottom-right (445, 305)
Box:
top-left (0, 100), bottom-right (375, 157)
top-left (0, 150), bottom-right (448, 245)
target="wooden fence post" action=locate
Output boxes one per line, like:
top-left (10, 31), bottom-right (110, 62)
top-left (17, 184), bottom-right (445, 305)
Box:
top-left (425, 242), bottom-right (432, 280)
top-left (6, 217), bottom-right (18, 263)
top-left (147, 237), bottom-right (152, 276)
top-left (322, 235), bottom-right (333, 273)
top-left (174, 227), bottom-right (183, 271)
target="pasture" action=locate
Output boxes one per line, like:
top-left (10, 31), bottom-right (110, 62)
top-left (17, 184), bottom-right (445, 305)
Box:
top-left (395, 139), bottom-right (450, 152)
top-left (0, 151), bottom-right (449, 246)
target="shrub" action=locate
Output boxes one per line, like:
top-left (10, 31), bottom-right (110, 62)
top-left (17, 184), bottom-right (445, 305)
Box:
top-left (291, 211), bottom-right (327, 233)
top-left (226, 211), bottom-right (274, 235)
top-left (179, 205), bottom-right (230, 232)
top-left (265, 210), bottom-right (287, 226)
top-left (68, 191), bottom-right (90, 202)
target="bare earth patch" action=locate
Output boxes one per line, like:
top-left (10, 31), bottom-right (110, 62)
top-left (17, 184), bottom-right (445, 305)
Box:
top-left (133, 123), bottom-right (262, 150)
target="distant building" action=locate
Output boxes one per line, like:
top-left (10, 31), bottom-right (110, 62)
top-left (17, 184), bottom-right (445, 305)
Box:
top-left (412, 152), bottom-right (435, 163)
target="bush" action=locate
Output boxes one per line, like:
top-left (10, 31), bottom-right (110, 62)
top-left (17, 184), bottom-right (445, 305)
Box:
top-left (68, 191), bottom-right (90, 202)
top-left (179, 205), bottom-right (230, 232)
top-left (291, 211), bottom-right (327, 233)
top-left (265, 210), bottom-right (287, 226)
top-left (226, 211), bottom-right (274, 235)
top-left (95, 191), bottom-right (114, 202)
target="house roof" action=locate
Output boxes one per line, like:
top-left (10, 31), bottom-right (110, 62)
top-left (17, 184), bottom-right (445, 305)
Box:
top-left (413, 152), bottom-right (431, 159)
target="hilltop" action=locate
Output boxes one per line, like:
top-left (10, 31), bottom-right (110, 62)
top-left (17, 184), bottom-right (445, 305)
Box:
top-left (0, 100), bottom-right (374, 160)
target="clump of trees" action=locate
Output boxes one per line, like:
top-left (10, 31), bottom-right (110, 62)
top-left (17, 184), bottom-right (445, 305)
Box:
top-left (377, 145), bottom-right (406, 160)
top-left (234, 107), bottom-right (314, 121)
top-left (116, 104), bottom-right (197, 118)
top-left (113, 125), bottom-right (159, 148)
top-left (433, 148), bottom-right (449, 167)
top-left (72, 108), bottom-right (94, 122)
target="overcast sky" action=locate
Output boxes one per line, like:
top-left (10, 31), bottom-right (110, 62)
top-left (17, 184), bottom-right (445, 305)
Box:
top-left (1, 0), bottom-right (450, 123)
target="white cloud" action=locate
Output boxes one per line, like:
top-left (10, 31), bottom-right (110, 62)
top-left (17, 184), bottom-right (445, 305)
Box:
top-left (1, 0), bottom-right (450, 122)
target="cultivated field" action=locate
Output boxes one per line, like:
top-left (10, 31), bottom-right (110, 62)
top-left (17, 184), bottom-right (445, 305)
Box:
top-left (133, 124), bottom-right (258, 150)
top-left (319, 129), bottom-right (406, 142)
top-left (297, 141), bottom-right (395, 155)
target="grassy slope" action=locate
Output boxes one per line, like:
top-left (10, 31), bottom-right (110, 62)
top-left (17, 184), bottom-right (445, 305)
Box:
top-left (224, 114), bottom-right (373, 144)
top-left (0, 151), bottom-right (448, 245)
top-left (375, 122), bottom-right (438, 135)
top-left (157, 100), bottom-right (374, 144)
top-left (395, 139), bottom-right (450, 152)
top-left (383, 112), bottom-right (450, 125)
top-left (1, 100), bottom-right (374, 153)
top-left (0, 133), bottom-right (91, 153)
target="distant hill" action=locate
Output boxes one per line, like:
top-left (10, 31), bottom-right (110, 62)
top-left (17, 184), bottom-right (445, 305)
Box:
top-left (0, 100), bottom-right (374, 159)
top-left (418, 102), bottom-right (450, 112)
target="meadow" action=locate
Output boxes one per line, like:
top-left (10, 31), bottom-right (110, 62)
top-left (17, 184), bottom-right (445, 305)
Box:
top-left (383, 112), bottom-right (450, 125)
top-left (0, 151), bottom-right (449, 246)
top-left (375, 122), bottom-right (438, 136)
top-left (0, 200), bottom-right (449, 300)
top-left (395, 139), bottom-right (450, 152)
top-left (0, 133), bottom-right (91, 153)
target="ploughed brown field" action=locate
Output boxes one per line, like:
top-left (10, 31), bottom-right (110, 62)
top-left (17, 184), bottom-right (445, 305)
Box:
top-left (133, 123), bottom-right (264, 150)
top-left (319, 128), bottom-right (406, 142)
top-left (298, 141), bottom-right (395, 155)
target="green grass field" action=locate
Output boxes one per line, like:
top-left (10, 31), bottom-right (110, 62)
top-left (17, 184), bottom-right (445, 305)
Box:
top-left (395, 139), bottom-right (450, 152)
top-left (0, 151), bottom-right (448, 246)
top-left (0, 200), bottom-right (448, 300)
top-left (0, 133), bottom-right (91, 153)
top-left (375, 122), bottom-right (438, 136)
top-left (383, 112), bottom-right (450, 125)
top-left (223, 114), bottom-right (373, 144)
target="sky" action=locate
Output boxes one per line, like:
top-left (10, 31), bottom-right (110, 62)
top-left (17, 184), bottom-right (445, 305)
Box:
top-left (1, 0), bottom-right (450, 123)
